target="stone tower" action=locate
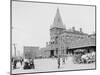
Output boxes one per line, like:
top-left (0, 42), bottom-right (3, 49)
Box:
top-left (50, 8), bottom-right (66, 42)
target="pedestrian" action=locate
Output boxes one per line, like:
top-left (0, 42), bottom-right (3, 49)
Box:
top-left (24, 61), bottom-right (29, 69)
top-left (13, 60), bottom-right (17, 69)
top-left (16, 60), bottom-right (21, 69)
top-left (20, 58), bottom-right (23, 66)
top-left (23, 59), bottom-right (30, 69)
top-left (57, 56), bottom-right (60, 69)
top-left (30, 59), bottom-right (35, 69)
top-left (62, 57), bottom-right (65, 64)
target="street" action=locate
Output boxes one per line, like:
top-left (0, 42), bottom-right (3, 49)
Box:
top-left (12, 56), bottom-right (95, 74)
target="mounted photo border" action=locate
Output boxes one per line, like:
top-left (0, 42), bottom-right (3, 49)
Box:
top-left (10, 0), bottom-right (96, 74)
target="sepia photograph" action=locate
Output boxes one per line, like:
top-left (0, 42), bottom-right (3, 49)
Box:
top-left (11, 0), bottom-right (96, 74)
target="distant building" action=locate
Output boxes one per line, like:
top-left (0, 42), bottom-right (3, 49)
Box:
top-left (24, 46), bottom-right (39, 59)
top-left (40, 47), bottom-right (50, 58)
top-left (45, 8), bottom-right (96, 57)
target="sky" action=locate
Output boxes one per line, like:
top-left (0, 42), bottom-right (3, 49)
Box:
top-left (12, 1), bottom-right (95, 56)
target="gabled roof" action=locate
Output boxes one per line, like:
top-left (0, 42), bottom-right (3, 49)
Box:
top-left (50, 8), bottom-right (66, 29)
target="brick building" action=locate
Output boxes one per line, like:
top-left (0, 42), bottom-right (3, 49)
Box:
top-left (45, 8), bottom-right (96, 57)
top-left (24, 46), bottom-right (39, 59)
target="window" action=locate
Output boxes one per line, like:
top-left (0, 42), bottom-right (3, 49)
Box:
top-left (56, 48), bottom-right (58, 54)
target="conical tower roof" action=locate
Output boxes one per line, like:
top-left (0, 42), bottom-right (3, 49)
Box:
top-left (50, 8), bottom-right (66, 29)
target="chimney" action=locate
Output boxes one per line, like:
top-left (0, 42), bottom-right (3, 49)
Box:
top-left (80, 28), bottom-right (82, 32)
top-left (72, 27), bottom-right (75, 31)
top-left (46, 42), bottom-right (48, 46)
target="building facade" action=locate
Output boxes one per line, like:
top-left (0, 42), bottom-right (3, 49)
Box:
top-left (24, 46), bottom-right (39, 59)
top-left (45, 8), bottom-right (95, 57)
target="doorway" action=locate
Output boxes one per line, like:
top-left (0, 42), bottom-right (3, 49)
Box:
top-left (50, 50), bottom-right (54, 57)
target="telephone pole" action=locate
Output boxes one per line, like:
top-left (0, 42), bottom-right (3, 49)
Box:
top-left (13, 43), bottom-right (16, 57)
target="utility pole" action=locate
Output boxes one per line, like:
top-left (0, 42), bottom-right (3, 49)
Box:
top-left (12, 25), bottom-right (17, 57)
top-left (13, 43), bottom-right (16, 57)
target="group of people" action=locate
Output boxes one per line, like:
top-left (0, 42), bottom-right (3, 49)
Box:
top-left (81, 51), bottom-right (95, 64)
top-left (12, 57), bottom-right (23, 69)
top-left (12, 56), bottom-right (66, 70)
top-left (12, 57), bottom-right (35, 70)
top-left (57, 56), bottom-right (66, 69)
top-left (12, 51), bottom-right (95, 70)
top-left (73, 51), bottom-right (95, 64)
top-left (24, 58), bottom-right (35, 69)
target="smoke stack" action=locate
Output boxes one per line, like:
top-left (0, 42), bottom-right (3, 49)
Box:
top-left (72, 27), bottom-right (75, 31)
top-left (46, 42), bottom-right (48, 46)
top-left (80, 28), bottom-right (82, 32)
